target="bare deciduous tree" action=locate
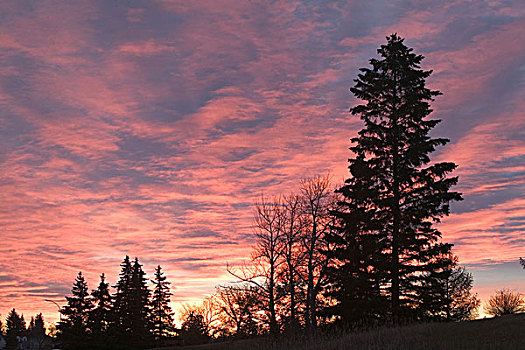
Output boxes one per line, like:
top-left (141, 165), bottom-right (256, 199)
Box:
top-left (279, 193), bottom-right (304, 330)
top-left (216, 284), bottom-right (261, 337)
top-left (228, 195), bottom-right (285, 335)
top-left (299, 175), bottom-right (336, 331)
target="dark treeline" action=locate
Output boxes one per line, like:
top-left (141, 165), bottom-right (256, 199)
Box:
top-left (0, 310), bottom-right (47, 350)
top-left (6, 34), bottom-right (523, 349)
top-left (56, 257), bottom-right (175, 349)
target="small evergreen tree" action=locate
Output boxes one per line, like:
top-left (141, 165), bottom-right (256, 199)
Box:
top-left (151, 265), bottom-right (175, 340)
top-left (328, 34), bottom-right (462, 323)
top-left (60, 272), bottom-right (93, 345)
top-left (5, 308), bottom-right (26, 350)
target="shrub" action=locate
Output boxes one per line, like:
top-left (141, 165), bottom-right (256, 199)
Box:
top-left (485, 289), bottom-right (524, 317)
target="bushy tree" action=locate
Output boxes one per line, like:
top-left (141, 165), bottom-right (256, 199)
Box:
top-left (418, 254), bottom-right (480, 321)
top-left (180, 296), bottom-right (222, 338)
top-left (151, 265), bottom-right (175, 340)
top-left (445, 266), bottom-right (480, 321)
top-left (327, 34), bottom-right (462, 323)
top-left (485, 289), bottom-right (524, 317)
top-left (180, 312), bottom-right (209, 345)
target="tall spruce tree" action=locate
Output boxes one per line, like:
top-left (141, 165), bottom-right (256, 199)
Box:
top-left (60, 272), bottom-right (93, 345)
top-left (329, 34), bottom-right (462, 323)
top-left (113, 255), bottom-right (134, 337)
top-left (89, 273), bottom-right (113, 338)
top-left (112, 256), bottom-right (152, 347)
top-left (151, 265), bottom-right (175, 340)
top-left (129, 257), bottom-right (152, 345)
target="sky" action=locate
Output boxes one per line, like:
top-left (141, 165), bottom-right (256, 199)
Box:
top-left (0, 0), bottom-right (524, 325)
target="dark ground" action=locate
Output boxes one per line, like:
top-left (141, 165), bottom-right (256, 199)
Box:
top-left (151, 313), bottom-right (525, 350)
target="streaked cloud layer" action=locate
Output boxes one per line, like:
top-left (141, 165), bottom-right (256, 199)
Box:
top-left (1, 0), bottom-right (524, 322)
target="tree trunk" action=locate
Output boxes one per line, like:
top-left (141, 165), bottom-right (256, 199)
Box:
top-left (391, 72), bottom-right (401, 324)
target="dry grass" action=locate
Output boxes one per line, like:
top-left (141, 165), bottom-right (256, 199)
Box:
top-left (154, 313), bottom-right (525, 350)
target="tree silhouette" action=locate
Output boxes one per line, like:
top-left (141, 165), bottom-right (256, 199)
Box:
top-left (89, 273), bottom-right (112, 339)
top-left (28, 313), bottom-right (46, 350)
top-left (151, 265), bottom-right (175, 340)
top-left (5, 308), bottom-right (26, 349)
top-left (112, 255), bottom-right (134, 338)
top-left (279, 193), bottom-right (303, 332)
top-left (216, 284), bottom-right (261, 338)
top-left (180, 312), bottom-right (209, 345)
top-left (485, 289), bottom-right (524, 317)
top-left (419, 254), bottom-right (480, 321)
top-left (60, 272), bottom-right (93, 345)
top-left (329, 34), bottom-right (462, 323)
top-left (228, 195), bottom-right (285, 335)
top-left (299, 175), bottom-right (335, 331)
top-left (129, 257), bottom-right (153, 344)
top-left (180, 296), bottom-right (222, 338)
top-left (446, 267), bottom-right (480, 320)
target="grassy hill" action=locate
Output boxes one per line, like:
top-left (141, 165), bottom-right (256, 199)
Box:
top-left (156, 314), bottom-right (525, 350)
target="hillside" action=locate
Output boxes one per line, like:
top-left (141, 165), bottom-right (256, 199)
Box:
top-left (158, 314), bottom-right (525, 350)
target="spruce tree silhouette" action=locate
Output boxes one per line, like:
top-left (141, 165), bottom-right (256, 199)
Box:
top-left (113, 256), bottom-right (152, 348)
top-left (328, 34), bottom-right (462, 324)
top-left (5, 308), bottom-right (26, 349)
top-left (113, 255), bottom-right (134, 339)
top-left (151, 265), bottom-right (175, 341)
top-left (89, 273), bottom-right (112, 340)
top-left (28, 313), bottom-right (46, 350)
top-left (60, 272), bottom-right (93, 346)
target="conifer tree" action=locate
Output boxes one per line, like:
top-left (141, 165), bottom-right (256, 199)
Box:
top-left (28, 313), bottom-right (46, 350)
top-left (129, 257), bottom-right (152, 343)
top-left (89, 273), bottom-right (113, 337)
top-left (112, 256), bottom-right (153, 347)
top-left (151, 265), bottom-right (175, 340)
top-left (112, 256), bottom-right (133, 336)
top-left (329, 34), bottom-right (462, 323)
top-left (60, 272), bottom-right (93, 344)
top-left (5, 309), bottom-right (26, 349)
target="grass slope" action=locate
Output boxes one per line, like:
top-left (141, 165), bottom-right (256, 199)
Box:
top-left (156, 314), bottom-right (525, 350)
